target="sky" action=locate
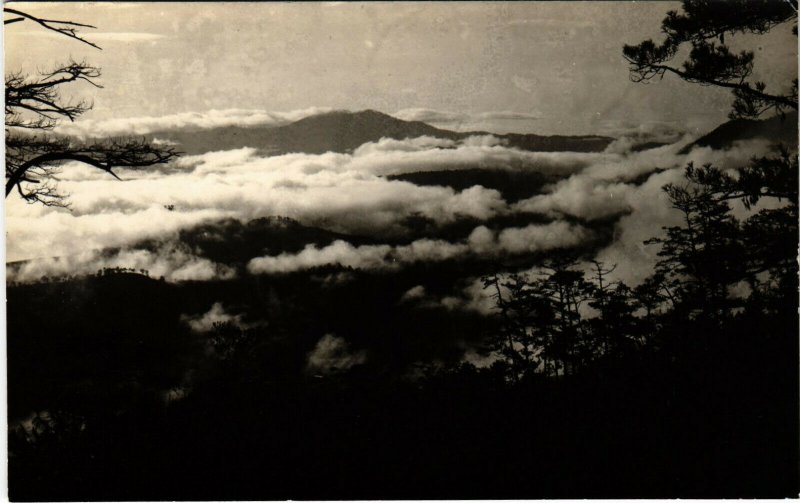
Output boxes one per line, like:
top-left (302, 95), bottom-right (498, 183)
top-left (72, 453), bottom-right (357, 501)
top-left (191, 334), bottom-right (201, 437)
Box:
top-left (5, 1), bottom-right (796, 135)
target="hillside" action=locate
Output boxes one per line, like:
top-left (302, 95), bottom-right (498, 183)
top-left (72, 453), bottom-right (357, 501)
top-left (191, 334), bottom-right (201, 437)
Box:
top-left (147, 109), bottom-right (614, 155)
top-left (679, 111), bottom-right (798, 154)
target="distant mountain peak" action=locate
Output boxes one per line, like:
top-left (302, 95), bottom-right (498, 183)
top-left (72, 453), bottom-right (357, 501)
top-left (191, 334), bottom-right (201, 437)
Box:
top-left (146, 108), bottom-right (614, 155)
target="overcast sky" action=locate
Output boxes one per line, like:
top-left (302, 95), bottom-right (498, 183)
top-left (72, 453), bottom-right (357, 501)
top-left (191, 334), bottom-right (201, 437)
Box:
top-left (5, 2), bottom-right (797, 135)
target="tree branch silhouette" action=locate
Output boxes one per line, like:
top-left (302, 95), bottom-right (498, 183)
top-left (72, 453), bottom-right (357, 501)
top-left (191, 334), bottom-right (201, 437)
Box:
top-left (5, 8), bottom-right (180, 206)
top-left (4, 7), bottom-right (101, 49)
top-left (623, 0), bottom-right (798, 118)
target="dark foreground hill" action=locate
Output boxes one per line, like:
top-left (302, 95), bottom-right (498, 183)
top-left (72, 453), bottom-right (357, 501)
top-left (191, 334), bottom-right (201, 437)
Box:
top-left (8, 266), bottom-right (797, 499)
top-left (679, 111), bottom-right (798, 154)
top-left (146, 109), bottom-right (615, 155)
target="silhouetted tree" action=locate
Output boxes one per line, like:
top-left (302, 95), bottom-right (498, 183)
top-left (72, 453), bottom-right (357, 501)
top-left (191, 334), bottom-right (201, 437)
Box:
top-left (484, 258), bottom-right (596, 379)
top-left (685, 149), bottom-right (798, 288)
top-left (483, 273), bottom-right (548, 382)
top-left (536, 259), bottom-right (594, 375)
top-left (626, 0), bottom-right (798, 327)
top-left (4, 8), bottom-right (179, 206)
top-left (645, 172), bottom-right (747, 322)
top-left (586, 262), bottom-right (642, 359)
top-left (623, 0), bottom-right (798, 118)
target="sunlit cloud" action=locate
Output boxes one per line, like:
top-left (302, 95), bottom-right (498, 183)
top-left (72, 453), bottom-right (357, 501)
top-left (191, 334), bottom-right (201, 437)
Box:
top-left (248, 221), bottom-right (593, 274)
top-left (8, 243), bottom-right (236, 284)
top-left (7, 120), bottom-right (779, 289)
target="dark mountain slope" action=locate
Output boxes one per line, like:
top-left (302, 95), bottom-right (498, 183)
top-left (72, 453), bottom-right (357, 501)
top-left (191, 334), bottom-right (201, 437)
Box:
top-left (679, 111), bottom-right (798, 154)
top-left (127, 216), bottom-right (373, 266)
top-left (147, 109), bottom-right (614, 155)
top-left (175, 216), bottom-right (373, 264)
top-left (388, 168), bottom-right (556, 203)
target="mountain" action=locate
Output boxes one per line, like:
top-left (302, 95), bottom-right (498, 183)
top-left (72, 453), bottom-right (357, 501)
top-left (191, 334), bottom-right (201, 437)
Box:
top-left (147, 109), bottom-right (614, 155)
top-left (679, 111), bottom-right (798, 154)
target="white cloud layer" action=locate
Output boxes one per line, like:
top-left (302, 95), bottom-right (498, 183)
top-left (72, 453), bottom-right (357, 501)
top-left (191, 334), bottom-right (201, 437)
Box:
top-left (393, 108), bottom-right (542, 127)
top-left (55, 107), bottom-right (334, 137)
top-left (8, 244), bottom-right (235, 284)
top-left (9, 136), bottom-right (611, 263)
top-left (248, 221), bottom-right (593, 274)
top-left (589, 139), bottom-right (782, 284)
top-left (7, 115), bottom-right (780, 288)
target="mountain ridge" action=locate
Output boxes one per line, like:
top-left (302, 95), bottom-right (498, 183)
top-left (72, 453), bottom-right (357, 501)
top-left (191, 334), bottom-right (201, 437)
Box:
top-left (145, 109), bottom-right (615, 155)
top-left (679, 111), bottom-right (798, 154)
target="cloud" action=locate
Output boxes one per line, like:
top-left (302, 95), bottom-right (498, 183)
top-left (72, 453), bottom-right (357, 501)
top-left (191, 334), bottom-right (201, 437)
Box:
top-left (181, 302), bottom-right (246, 333)
top-left (393, 108), bottom-right (542, 127)
top-left (8, 244), bottom-right (236, 284)
top-left (8, 116), bottom-right (778, 291)
top-left (352, 136), bottom-right (457, 155)
top-left (348, 138), bottom-right (613, 177)
top-left (439, 278), bottom-right (497, 315)
top-left (6, 157), bottom-right (504, 262)
top-left (249, 241), bottom-right (392, 273)
top-left (151, 137), bottom-right (180, 146)
top-left (8, 124), bottom-right (599, 278)
top-left (16, 137), bottom-right (593, 262)
top-left (466, 221), bottom-right (593, 255)
top-left (7, 203), bottom-right (228, 262)
top-left (590, 138), bottom-right (782, 285)
top-left (462, 348), bottom-right (502, 368)
top-left (247, 239), bottom-right (468, 274)
top-left (513, 136), bottom-right (779, 225)
top-left (480, 111), bottom-right (542, 121)
top-left (248, 221), bottom-right (593, 274)
top-left (393, 108), bottom-right (470, 124)
top-left (460, 135), bottom-right (509, 147)
top-left (496, 222), bottom-right (594, 254)
top-left (400, 278), bottom-right (498, 316)
top-left (400, 285), bottom-right (428, 302)
top-left (55, 107), bottom-right (334, 137)
top-left (598, 119), bottom-right (694, 147)
top-left (514, 176), bottom-right (633, 220)
top-left (306, 334), bottom-right (367, 375)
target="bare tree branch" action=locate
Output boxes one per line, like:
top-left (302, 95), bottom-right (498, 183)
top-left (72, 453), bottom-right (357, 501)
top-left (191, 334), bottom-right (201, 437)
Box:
top-left (4, 8), bottom-right (180, 205)
top-left (625, 58), bottom-right (798, 110)
top-left (5, 135), bottom-right (181, 204)
top-left (6, 63), bottom-right (101, 129)
top-left (4, 7), bottom-right (101, 50)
